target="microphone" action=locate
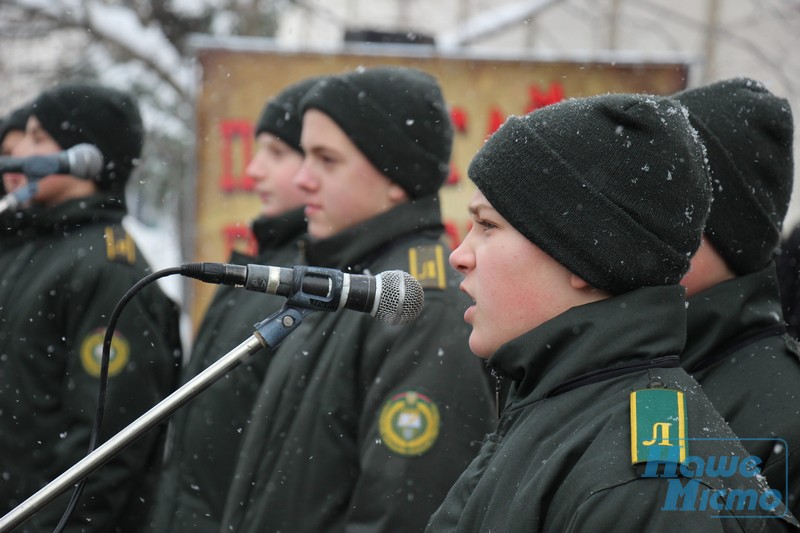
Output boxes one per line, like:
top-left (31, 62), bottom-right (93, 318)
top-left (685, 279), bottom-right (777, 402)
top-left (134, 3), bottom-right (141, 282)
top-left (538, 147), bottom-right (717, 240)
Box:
top-left (182, 263), bottom-right (425, 325)
top-left (0, 182), bottom-right (38, 215)
top-left (0, 143), bottom-right (104, 180)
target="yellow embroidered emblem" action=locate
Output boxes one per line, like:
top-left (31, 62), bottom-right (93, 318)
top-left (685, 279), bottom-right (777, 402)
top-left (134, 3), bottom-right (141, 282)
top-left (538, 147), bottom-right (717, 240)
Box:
top-left (104, 226), bottom-right (136, 265)
top-left (407, 245), bottom-right (446, 290)
top-left (379, 391), bottom-right (440, 456)
top-left (80, 329), bottom-right (130, 378)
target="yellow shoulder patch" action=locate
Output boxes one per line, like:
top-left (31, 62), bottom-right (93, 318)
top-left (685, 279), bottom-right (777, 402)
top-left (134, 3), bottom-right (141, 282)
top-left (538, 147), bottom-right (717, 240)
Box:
top-left (630, 388), bottom-right (688, 464)
top-left (80, 328), bottom-right (130, 378)
top-left (407, 244), bottom-right (447, 290)
top-left (379, 391), bottom-right (440, 456)
top-left (104, 226), bottom-right (136, 265)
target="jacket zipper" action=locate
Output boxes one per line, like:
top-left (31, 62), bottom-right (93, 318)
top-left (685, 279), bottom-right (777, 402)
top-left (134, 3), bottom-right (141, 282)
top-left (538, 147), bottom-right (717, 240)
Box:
top-left (545, 355), bottom-right (681, 398)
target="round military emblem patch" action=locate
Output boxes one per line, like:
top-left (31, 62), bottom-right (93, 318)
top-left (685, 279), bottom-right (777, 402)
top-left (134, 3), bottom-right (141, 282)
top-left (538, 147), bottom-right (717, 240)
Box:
top-left (80, 329), bottom-right (130, 378)
top-left (379, 391), bottom-right (440, 456)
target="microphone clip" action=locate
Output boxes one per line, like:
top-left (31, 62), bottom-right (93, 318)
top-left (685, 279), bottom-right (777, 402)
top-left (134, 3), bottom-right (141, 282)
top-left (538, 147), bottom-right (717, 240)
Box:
top-left (252, 304), bottom-right (318, 350)
top-left (284, 266), bottom-right (346, 313)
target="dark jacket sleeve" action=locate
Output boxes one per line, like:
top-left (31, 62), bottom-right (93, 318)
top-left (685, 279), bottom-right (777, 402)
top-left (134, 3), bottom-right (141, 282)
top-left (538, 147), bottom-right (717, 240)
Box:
top-left (28, 260), bottom-right (181, 532)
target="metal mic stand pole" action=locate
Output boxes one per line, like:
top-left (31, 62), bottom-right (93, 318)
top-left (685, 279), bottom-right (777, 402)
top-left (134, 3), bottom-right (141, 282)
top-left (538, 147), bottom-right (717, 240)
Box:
top-left (0, 305), bottom-right (315, 532)
top-left (0, 182), bottom-right (38, 215)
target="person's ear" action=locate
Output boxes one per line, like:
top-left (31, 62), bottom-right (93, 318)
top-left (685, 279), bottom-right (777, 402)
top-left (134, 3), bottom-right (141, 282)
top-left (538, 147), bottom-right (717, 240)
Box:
top-left (570, 274), bottom-right (613, 301)
top-left (388, 183), bottom-right (408, 204)
top-left (570, 274), bottom-right (592, 290)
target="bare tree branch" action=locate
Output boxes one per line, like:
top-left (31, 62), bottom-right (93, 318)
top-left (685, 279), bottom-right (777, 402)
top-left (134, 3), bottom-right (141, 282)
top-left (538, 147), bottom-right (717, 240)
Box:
top-left (4, 0), bottom-right (190, 100)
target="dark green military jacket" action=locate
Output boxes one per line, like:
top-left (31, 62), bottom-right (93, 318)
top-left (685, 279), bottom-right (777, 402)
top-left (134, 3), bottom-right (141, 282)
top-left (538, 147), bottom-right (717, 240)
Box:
top-left (221, 196), bottom-right (495, 533)
top-left (683, 264), bottom-right (800, 517)
top-left (427, 286), bottom-right (798, 532)
top-left (149, 208), bottom-right (304, 532)
top-left (0, 195), bottom-right (182, 533)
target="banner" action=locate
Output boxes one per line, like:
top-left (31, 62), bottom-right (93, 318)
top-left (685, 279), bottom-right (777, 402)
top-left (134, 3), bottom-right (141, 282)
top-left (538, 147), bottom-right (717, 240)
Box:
top-left (190, 42), bottom-right (689, 326)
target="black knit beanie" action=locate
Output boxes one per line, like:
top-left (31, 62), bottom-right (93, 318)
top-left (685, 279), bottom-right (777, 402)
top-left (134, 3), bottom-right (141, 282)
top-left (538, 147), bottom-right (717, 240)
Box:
top-left (299, 66), bottom-right (453, 198)
top-left (468, 93), bottom-right (712, 295)
top-left (674, 78), bottom-right (794, 274)
top-left (0, 102), bottom-right (32, 144)
top-left (32, 82), bottom-right (144, 198)
top-left (255, 76), bottom-right (324, 153)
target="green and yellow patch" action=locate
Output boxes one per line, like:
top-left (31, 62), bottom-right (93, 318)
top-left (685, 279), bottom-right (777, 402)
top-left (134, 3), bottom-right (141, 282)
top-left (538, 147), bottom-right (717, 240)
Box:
top-left (379, 391), bottom-right (440, 456)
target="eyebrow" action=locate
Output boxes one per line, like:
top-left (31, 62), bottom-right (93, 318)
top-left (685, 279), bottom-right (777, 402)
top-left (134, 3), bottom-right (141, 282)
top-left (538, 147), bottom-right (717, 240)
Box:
top-left (468, 203), bottom-right (493, 217)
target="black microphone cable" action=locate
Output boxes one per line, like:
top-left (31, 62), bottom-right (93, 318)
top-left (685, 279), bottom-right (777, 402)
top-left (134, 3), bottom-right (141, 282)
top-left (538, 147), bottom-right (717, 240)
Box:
top-left (53, 266), bottom-right (182, 533)
top-left (49, 261), bottom-right (422, 530)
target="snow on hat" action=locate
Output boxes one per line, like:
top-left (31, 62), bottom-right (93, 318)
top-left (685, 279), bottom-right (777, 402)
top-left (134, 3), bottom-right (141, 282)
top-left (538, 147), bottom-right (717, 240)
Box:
top-left (674, 77), bottom-right (794, 274)
top-left (32, 82), bottom-right (144, 200)
top-left (255, 76), bottom-right (325, 154)
top-left (468, 93), bottom-right (712, 295)
top-left (299, 66), bottom-right (453, 199)
top-left (0, 102), bottom-right (32, 145)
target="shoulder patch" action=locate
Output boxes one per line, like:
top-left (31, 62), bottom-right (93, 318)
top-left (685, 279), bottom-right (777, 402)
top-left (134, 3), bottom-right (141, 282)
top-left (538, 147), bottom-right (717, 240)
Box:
top-left (80, 328), bottom-right (130, 378)
top-left (104, 226), bottom-right (136, 265)
top-left (407, 244), bottom-right (447, 290)
top-left (630, 388), bottom-right (688, 465)
top-left (379, 391), bottom-right (440, 456)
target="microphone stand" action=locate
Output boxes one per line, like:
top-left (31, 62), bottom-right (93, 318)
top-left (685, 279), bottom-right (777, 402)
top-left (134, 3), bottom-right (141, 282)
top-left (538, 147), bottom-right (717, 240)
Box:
top-left (0, 304), bottom-right (317, 532)
top-left (0, 182), bottom-right (38, 215)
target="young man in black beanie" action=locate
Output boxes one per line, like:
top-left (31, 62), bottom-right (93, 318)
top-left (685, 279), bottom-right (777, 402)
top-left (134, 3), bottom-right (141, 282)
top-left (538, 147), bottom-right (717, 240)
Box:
top-left (675, 77), bottom-right (800, 517)
top-left (0, 82), bottom-right (182, 532)
top-left (426, 93), bottom-right (798, 531)
top-left (221, 66), bottom-right (495, 533)
top-left (777, 225), bottom-right (800, 338)
top-left (0, 102), bottom-right (32, 198)
top-left (0, 101), bottom-right (31, 156)
top-left (148, 76), bottom-right (321, 532)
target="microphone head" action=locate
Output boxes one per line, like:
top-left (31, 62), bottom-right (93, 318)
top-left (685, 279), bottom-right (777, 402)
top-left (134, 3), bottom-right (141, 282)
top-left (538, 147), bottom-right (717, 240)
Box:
top-left (67, 144), bottom-right (104, 180)
top-left (373, 270), bottom-right (425, 325)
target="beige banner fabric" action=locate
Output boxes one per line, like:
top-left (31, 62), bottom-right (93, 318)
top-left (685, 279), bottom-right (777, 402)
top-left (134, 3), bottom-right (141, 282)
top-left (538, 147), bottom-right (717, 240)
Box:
top-left (190, 46), bottom-right (688, 326)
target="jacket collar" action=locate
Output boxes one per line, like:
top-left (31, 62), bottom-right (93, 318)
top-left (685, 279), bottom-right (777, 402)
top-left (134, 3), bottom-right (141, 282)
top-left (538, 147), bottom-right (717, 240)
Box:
top-left (0, 193), bottom-right (125, 241)
top-left (251, 207), bottom-right (305, 254)
top-left (682, 263), bottom-right (786, 372)
top-left (489, 285), bottom-right (687, 404)
top-left (302, 195), bottom-right (443, 271)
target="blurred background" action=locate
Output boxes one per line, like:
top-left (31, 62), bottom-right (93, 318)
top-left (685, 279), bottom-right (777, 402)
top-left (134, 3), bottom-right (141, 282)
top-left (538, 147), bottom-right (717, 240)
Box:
top-left (2, 0), bottom-right (798, 325)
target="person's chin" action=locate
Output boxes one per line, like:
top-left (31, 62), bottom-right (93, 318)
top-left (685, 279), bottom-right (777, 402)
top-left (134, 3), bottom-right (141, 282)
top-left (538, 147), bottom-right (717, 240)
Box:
top-left (468, 337), bottom-right (493, 359)
top-left (307, 218), bottom-right (334, 240)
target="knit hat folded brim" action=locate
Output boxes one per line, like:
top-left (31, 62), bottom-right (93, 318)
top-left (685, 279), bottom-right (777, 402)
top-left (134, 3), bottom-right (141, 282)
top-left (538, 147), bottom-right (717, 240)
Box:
top-left (674, 77), bottom-right (794, 274)
top-left (0, 103), bottom-right (32, 143)
top-left (256, 76), bottom-right (324, 153)
top-left (300, 67), bottom-right (453, 198)
top-left (469, 94), bottom-right (712, 295)
top-left (32, 83), bottom-right (143, 197)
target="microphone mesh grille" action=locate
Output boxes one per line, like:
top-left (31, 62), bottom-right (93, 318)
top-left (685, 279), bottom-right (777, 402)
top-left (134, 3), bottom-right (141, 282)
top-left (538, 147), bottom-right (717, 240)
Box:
top-left (374, 271), bottom-right (425, 325)
top-left (70, 144), bottom-right (104, 180)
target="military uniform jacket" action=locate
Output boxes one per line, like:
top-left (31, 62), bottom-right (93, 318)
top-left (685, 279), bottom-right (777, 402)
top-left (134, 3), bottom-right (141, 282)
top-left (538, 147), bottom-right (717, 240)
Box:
top-left (149, 209), bottom-right (305, 532)
top-left (0, 196), bottom-right (182, 533)
top-left (426, 286), bottom-right (799, 532)
top-left (683, 264), bottom-right (800, 517)
top-left (221, 196), bottom-right (495, 533)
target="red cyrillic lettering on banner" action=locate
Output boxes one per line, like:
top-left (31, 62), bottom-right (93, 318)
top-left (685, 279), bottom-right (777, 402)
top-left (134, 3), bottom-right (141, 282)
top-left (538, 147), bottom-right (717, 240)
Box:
top-left (443, 220), bottom-right (473, 251)
top-left (443, 220), bottom-right (461, 250)
top-left (219, 120), bottom-right (255, 193)
top-left (450, 106), bottom-right (468, 133)
top-left (222, 224), bottom-right (257, 257)
top-left (525, 82), bottom-right (565, 113)
top-left (446, 164), bottom-right (460, 186)
top-left (486, 107), bottom-right (506, 138)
